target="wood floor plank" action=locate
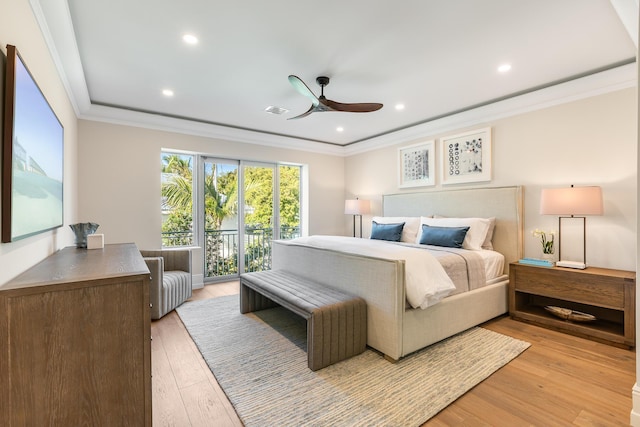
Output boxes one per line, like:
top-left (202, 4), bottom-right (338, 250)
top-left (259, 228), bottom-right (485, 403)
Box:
top-left (180, 379), bottom-right (242, 427)
top-left (524, 346), bottom-right (633, 400)
top-left (151, 330), bottom-right (192, 426)
top-left (176, 313), bottom-right (243, 426)
top-left (480, 317), bottom-right (634, 426)
top-left (469, 366), bottom-right (582, 424)
top-left (152, 281), bottom-right (635, 427)
top-left (574, 408), bottom-right (631, 427)
top-left (186, 281), bottom-right (237, 301)
top-left (153, 311), bottom-right (209, 389)
top-left (454, 391), bottom-right (529, 425)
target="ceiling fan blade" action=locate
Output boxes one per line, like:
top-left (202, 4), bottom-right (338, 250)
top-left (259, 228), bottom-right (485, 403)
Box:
top-left (321, 98), bottom-right (383, 113)
top-left (288, 75), bottom-right (320, 107)
top-left (288, 74), bottom-right (383, 118)
top-left (287, 104), bottom-right (317, 120)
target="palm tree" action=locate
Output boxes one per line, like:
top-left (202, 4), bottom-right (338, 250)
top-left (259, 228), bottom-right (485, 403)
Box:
top-left (204, 169), bottom-right (237, 230)
top-left (162, 155), bottom-right (192, 176)
top-left (202, 164), bottom-right (239, 276)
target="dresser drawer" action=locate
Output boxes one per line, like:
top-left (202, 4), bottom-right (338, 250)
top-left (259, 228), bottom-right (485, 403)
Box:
top-left (513, 267), bottom-right (625, 309)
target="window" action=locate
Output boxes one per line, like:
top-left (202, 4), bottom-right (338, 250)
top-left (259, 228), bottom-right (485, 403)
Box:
top-left (161, 152), bottom-right (194, 247)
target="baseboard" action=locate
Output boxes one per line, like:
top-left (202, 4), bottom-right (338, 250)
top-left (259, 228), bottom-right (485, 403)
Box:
top-left (192, 273), bottom-right (204, 290)
top-left (630, 383), bottom-right (640, 425)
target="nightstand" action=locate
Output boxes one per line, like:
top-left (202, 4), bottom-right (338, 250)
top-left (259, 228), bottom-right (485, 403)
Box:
top-left (509, 262), bottom-right (636, 348)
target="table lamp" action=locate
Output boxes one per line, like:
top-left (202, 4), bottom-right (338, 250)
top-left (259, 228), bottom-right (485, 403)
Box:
top-left (345, 198), bottom-right (370, 238)
top-left (539, 185), bottom-right (603, 269)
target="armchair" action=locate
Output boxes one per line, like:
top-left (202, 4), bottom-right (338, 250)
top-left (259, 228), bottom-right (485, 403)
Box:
top-left (140, 248), bottom-right (192, 320)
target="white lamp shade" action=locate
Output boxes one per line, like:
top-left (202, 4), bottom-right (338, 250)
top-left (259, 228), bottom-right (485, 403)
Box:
top-left (345, 199), bottom-right (371, 215)
top-left (540, 186), bottom-right (603, 215)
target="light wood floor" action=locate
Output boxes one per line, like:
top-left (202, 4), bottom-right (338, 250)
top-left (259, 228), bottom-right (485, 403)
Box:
top-left (152, 281), bottom-right (635, 426)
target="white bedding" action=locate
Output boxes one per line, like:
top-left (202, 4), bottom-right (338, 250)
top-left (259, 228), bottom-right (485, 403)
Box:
top-left (287, 235), bottom-right (456, 309)
top-left (475, 249), bottom-right (505, 280)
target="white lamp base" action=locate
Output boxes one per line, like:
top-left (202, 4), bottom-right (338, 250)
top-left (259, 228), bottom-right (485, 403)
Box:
top-left (556, 260), bottom-right (587, 269)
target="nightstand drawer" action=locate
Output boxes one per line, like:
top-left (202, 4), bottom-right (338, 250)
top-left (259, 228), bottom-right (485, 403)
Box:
top-left (513, 267), bottom-right (625, 309)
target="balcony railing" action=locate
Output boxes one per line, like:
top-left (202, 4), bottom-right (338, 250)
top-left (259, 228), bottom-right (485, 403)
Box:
top-left (162, 226), bottom-right (300, 278)
top-left (161, 230), bottom-right (193, 247)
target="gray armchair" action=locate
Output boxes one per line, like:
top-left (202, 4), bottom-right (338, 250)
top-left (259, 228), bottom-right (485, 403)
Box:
top-left (141, 248), bottom-right (192, 320)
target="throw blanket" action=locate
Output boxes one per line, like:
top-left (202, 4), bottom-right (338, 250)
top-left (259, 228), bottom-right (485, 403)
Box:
top-left (287, 236), bottom-right (456, 309)
top-left (398, 243), bottom-right (487, 295)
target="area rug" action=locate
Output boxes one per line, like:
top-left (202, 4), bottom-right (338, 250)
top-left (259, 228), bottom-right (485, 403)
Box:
top-left (177, 295), bottom-right (530, 426)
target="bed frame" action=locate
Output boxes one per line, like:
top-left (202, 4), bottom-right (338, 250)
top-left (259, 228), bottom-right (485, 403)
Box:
top-left (272, 186), bottom-right (524, 361)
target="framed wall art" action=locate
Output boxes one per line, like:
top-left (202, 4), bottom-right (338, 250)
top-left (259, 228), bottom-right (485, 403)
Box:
top-left (398, 140), bottom-right (435, 188)
top-left (440, 127), bottom-right (491, 185)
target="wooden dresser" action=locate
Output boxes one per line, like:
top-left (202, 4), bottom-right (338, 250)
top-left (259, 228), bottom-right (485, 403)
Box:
top-left (0, 243), bottom-right (151, 426)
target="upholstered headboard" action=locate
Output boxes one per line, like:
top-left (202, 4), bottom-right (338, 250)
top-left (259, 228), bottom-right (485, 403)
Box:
top-left (383, 186), bottom-right (524, 273)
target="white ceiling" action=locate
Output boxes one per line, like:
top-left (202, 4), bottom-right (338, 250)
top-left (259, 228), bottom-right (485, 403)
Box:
top-left (34, 0), bottom-right (637, 153)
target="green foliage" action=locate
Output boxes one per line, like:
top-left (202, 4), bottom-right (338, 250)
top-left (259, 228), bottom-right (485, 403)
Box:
top-left (162, 154), bottom-right (194, 246)
top-left (204, 232), bottom-right (238, 276)
top-left (163, 174), bottom-right (193, 211)
top-left (244, 167), bottom-right (273, 228)
top-left (162, 154), bottom-right (192, 176)
top-left (204, 165), bottom-right (237, 230)
top-left (162, 208), bottom-right (192, 231)
top-left (279, 165), bottom-right (300, 227)
top-left (161, 208), bottom-right (193, 246)
top-left (243, 165), bottom-right (300, 228)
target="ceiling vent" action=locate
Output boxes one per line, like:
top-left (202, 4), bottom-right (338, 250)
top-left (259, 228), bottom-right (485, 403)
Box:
top-left (265, 105), bottom-right (289, 115)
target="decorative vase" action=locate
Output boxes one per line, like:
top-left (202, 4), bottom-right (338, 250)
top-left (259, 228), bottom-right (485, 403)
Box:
top-left (70, 222), bottom-right (100, 248)
top-left (541, 252), bottom-right (555, 264)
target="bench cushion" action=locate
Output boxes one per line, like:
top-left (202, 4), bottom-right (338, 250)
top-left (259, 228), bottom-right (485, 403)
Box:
top-left (240, 270), bottom-right (367, 370)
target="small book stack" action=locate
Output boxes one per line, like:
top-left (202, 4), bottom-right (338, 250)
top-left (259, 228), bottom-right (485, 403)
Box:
top-left (518, 257), bottom-right (554, 267)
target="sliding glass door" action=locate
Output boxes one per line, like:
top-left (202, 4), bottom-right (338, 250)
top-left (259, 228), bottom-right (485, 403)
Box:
top-left (201, 159), bottom-right (302, 282)
top-left (243, 163), bottom-right (275, 273)
top-left (278, 165), bottom-right (301, 240)
top-left (203, 158), bottom-right (239, 279)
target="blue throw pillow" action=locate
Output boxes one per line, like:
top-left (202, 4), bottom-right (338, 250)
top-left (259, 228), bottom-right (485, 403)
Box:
top-left (370, 221), bottom-right (405, 242)
top-left (419, 224), bottom-right (470, 248)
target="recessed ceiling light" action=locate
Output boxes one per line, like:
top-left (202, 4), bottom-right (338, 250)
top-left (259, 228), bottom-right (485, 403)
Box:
top-left (498, 63), bottom-right (512, 73)
top-left (182, 34), bottom-right (199, 45)
top-left (336, 126), bottom-right (344, 132)
top-left (395, 103), bottom-right (405, 111)
top-left (162, 89), bottom-right (174, 97)
top-left (265, 106), bottom-right (289, 115)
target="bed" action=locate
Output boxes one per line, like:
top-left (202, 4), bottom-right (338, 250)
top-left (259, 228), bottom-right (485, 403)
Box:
top-left (271, 186), bottom-right (523, 361)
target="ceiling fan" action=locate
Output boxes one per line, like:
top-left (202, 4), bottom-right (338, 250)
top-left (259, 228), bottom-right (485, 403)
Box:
top-left (287, 75), bottom-right (383, 120)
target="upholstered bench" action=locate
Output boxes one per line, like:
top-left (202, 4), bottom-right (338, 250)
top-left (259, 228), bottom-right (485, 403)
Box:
top-left (240, 270), bottom-right (367, 371)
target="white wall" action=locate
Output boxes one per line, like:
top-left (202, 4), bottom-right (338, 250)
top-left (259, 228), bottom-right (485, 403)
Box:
top-left (346, 88), bottom-right (637, 271)
top-left (76, 120), bottom-right (345, 282)
top-left (0, 0), bottom-right (78, 285)
top-left (630, 7), bottom-right (639, 425)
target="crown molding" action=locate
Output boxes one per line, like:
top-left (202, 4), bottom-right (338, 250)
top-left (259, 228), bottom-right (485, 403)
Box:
top-left (80, 104), bottom-right (347, 156)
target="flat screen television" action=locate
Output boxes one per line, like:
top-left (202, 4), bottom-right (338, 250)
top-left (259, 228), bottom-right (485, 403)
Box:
top-left (2, 44), bottom-right (64, 242)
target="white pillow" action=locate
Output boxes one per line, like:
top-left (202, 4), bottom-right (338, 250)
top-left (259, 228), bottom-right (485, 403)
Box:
top-left (481, 217), bottom-right (496, 250)
top-left (416, 216), bottom-right (491, 250)
top-left (371, 216), bottom-right (421, 243)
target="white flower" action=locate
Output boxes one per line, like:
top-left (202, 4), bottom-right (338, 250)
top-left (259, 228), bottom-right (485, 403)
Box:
top-left (532, 229), bottom-right (556, 254)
